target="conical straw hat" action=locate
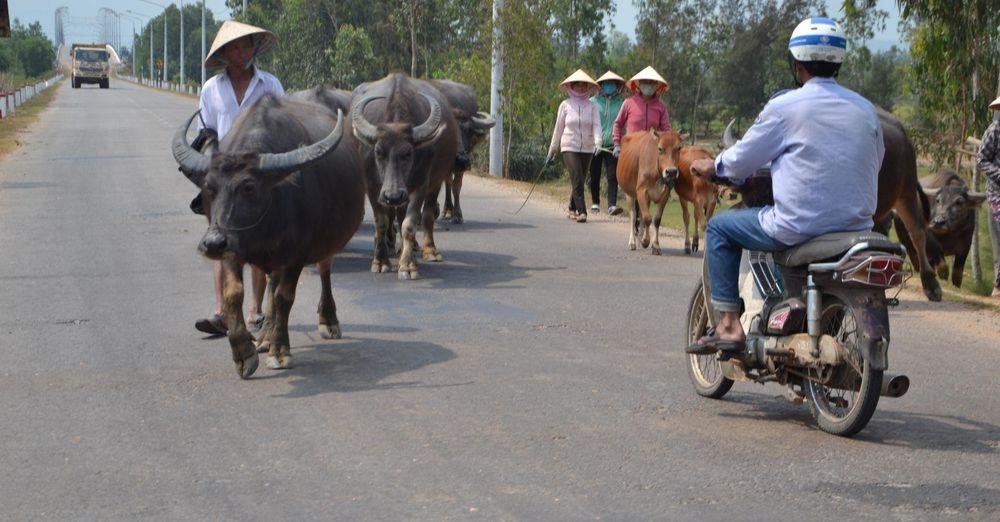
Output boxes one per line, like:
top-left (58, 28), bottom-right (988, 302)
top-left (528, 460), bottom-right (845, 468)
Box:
top-left (595, 71), bottom-right (625, 84)
top-left (627, 66), bottom-right (670, 95)
top-left (559, 69), bottom-right (598, 93)
top-left (205, 20), bottom-right (277, 69)
top-left (990, 96), bottom-right (1000, 110)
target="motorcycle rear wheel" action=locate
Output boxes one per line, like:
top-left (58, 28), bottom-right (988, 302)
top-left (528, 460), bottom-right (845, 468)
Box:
top-left (805, 296), bottom-right (883, 437)
top-left (685, 282), bottom-right (734, 398)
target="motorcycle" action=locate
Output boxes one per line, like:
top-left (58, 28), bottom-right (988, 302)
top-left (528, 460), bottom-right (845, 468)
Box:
top-left (685, 124), bottom-right (911, 437)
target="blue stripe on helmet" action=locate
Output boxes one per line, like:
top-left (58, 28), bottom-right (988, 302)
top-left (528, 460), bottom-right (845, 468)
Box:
top-left (789, 34), bottom-right (847, 48)
top-left (810, 17), bottom-right (836, 25)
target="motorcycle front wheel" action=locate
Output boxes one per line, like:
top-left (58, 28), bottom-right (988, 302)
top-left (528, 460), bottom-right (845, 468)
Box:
top-left (805, 296), bottom-right (883, 437)
top-left (685, 282), bottom-right (734, 398)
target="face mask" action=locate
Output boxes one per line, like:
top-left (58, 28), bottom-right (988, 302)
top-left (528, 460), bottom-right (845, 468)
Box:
top-left (639, 84), bottom-right (656, 97)
top-left (601, 83), bottom-right (618, 96)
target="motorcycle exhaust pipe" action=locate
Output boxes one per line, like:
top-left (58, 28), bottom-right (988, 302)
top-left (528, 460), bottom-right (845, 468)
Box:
top-left (880, 373), bottom-right (910, 398)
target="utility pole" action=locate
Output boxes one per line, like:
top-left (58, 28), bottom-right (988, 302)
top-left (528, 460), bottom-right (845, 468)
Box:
top-left (488, 0), bottom-right (504, 178)
top-left (201, 1), bottom-right (206, 86)
top-left (180, 1), bottom-right (185, 87)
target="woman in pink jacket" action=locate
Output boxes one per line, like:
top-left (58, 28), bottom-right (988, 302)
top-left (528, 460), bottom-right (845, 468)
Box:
top-left (548, 69), bottom-right (602, 223)
top-left (611, 66), bottom-right (672, 158)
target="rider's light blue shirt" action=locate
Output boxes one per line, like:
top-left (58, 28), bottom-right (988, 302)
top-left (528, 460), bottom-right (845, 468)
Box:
top-left (714, 77), bottom-right (885, 246)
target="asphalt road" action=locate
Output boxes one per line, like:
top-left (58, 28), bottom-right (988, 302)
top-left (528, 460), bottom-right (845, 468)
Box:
top-left (0, 79), bottom-right (998, 520)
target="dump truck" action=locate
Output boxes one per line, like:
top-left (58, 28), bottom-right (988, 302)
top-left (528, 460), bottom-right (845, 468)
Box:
top-left (71, 44), bottom-right (110, 89)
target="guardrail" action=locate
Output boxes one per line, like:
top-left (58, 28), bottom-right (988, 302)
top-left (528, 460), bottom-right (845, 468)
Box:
top-left (118, 74), bottom-right (201, 97)
top-left (0, 74), bottom-right (65, 120)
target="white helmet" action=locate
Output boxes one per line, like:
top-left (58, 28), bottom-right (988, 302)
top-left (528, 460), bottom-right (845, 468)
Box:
top-left (788, 17), bottom-right (847, 64)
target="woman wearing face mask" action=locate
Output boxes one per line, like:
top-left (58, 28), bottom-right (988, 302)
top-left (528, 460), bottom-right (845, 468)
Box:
top-left (588, 71), bottom-right (627, 216)
top-left (548, 69), bottom-right (602, 223)
top-left (611, 66), bottom-right (672, 161)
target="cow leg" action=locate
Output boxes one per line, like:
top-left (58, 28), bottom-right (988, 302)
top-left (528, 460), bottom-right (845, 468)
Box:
top-left (451, 169), bottom-right (465, 224)
top-left (220, 257), bottom-right (259, 379)
top-left (398, 189), bottom-right (425, 280)
top-left (421, 185), bottom-right (444, 262)
top-left (651, 196), bottom-right (667, 256)
top-left (441, 171), bottom-right (454, 220)
top-left (637, 189), bottom-right (652, 249)
top-left (316, 256), bottom-right (341, 339)
top-left (692, 196), bottom-right (710, 254)
top-left (680, 198), bottom-right (692, 254)
top-left (263, 265), bottom-right (302, 370)
top-left (371, 206), bottom-right (393, 273)
top-left (627, 196), bottom-right (638, 250)
top-left (895, 195), bottom-right (943, 301)
top-left (699, 196), bottom-right (717, 254)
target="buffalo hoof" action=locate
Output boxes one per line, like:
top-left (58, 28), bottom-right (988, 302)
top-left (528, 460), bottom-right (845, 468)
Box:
top-left (936, 264), bottom-right (950, 280)
top-left (440, 208), bottom-right (453, 220)
top-left (371, 260), bottom-right (392, 273)
top-left (236, 352), bottom-right (259, 379)
top-left (451, 214), bottom-right (464, 225)
top-left (398, 269), bottom-right (420, 280)
top-left (651, 246), bottom-right (662, 256)
top-left (255, 338), bottom-right (271, 354)
top-left (320, 323), bottom-right (342, 340)
top-left (265, 354), bottom-right (292, 370)
top-left (422, 248), bottom-right (443, 262)
top-left (921, 272), bottom-right (943, 302)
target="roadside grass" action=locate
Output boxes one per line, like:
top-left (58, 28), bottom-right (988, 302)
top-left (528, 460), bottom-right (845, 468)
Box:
top-left (0, 80), bottom-right (62, 160)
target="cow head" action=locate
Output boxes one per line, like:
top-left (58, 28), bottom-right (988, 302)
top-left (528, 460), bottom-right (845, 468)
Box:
top-left (454, 110), bottom-right (495, 171)
top-left (924, 180), bottom-right (986, 235)
top-left (655, 130), bottom-right (688, 183)
top-left (351, 92), bottom-right (447, 207)
top-left (172, 110), bottom-right (345, 259)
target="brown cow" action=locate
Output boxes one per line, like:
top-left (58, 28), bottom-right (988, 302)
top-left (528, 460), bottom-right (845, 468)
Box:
top-left (674, 146), bottom-right (720, 254)
top-left (617, 130), bottom-right (689, 255)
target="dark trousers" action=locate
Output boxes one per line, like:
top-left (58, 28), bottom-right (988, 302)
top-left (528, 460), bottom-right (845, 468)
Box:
top-left (588, 149), bottom-right (619, 207)
top-left (563, 151), bottom-right (592, 214)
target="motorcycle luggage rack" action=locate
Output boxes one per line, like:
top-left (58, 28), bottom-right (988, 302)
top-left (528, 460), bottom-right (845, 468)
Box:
top-left (807, 241), bottom-right (906, 273)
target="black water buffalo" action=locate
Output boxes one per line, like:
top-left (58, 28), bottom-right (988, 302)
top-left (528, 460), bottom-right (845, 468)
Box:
top-left (351, 73), bottom-right (458, 279)
top-left (428, 79), bottom-right (495, 224)
top-left (173, 95), bottom-right (365, 378)
top-left (893, 168), bottom-right (986, 288)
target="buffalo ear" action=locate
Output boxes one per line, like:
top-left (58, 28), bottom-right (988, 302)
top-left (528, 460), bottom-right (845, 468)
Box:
top-left (178, 165), bottom-right (207, 188)
top-left (968, 193), bottom-right (987, 206)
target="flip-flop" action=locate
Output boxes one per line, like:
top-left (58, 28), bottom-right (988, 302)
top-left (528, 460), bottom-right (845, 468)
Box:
top-left (686, 332), bottom-right (745, 355)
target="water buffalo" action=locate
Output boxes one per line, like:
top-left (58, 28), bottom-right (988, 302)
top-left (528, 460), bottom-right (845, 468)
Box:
top-left (351, 73), bottom-right (459, 279)
top-left (428, 79), bottom-right (495, 224)
top-left (288, 85), bottom-right (353, 115)
top-left (173, 95), bottom-right (365, 378)
top-left (617, 130), bottom-right (687, 255)
top-left (893, 168), bottom-right (986, 288)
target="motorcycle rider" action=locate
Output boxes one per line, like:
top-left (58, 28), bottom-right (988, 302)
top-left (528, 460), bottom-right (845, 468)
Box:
top-left (687, 17), bottom-right (885, 354)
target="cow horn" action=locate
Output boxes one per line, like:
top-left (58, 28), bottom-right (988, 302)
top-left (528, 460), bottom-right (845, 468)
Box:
top-left (351, 94), bottom-right (384, 146)
top-left (471, 111), bottom-right (496, 130)
top-left (412, 93), bottom-right (444, 145)
top-left (256, 109), bottom-right (346, 175)
top-left (173, 111), bottom-right (211, 179)
top-left (722, 119), bottom-right (738, 149)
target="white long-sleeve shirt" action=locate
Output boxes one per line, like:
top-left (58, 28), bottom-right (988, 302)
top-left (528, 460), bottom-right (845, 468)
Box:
top-left (549, 96), bottom-right (602, 155)
top-left (715, 78), bottom-right (885, 245)
top-left (197, 67), bottom-right (284, 139)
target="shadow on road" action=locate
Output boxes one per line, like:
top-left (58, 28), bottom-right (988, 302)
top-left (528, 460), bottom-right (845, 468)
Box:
top-left (811, 481), bottom-right (1000, 513)
top-left (271, 337), bottom-right (461, 398)
top-left (715, 393), bottom-right (999, 454)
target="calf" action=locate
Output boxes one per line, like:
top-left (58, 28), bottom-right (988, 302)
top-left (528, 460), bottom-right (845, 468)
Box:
top-left (894, 168), bottom-right (985, 287)
top-left (616, 130), bottom-right (687, 255)
top-left (675, 146), bottom-right (720, 254)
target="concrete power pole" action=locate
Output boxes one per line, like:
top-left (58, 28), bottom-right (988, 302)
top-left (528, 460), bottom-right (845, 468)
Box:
top-left (488, 0), bottom-right (504, 178)
top-left (201, 1), bottom-right (206, 86)
top-left (180, 1), bottom-right (185, 86)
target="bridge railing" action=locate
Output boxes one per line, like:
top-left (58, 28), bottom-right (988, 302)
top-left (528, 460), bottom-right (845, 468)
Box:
top-left (118, 74), bottom-right (201, 98)
top-left (0, 73), bottom-right (65, 120)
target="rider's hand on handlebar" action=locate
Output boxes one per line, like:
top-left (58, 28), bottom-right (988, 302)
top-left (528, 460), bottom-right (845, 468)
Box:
top-left (690, 158), bottom-right (716, 180)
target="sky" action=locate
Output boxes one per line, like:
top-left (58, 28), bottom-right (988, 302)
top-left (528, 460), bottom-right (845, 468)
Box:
top-left (12, 1), bottom-right (904, 52)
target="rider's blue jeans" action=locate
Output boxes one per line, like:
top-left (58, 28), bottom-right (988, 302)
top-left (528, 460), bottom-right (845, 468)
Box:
top-left (705, 208), bottom-right (792, 313)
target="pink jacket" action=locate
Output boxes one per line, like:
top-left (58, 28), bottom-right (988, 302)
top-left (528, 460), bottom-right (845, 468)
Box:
top-left (549, 97), bottom-right (602, 155)
top-left (612, 95), bottom-right (672, 146)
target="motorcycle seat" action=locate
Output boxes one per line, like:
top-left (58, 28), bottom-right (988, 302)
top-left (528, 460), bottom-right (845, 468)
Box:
top-left (773, 231), bottom-right (900, 267)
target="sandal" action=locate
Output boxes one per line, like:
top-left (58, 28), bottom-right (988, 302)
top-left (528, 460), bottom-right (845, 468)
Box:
top-left (195, 313), bottom-right (227, 337)
top-left (686, 330), bottom-right (745, 355)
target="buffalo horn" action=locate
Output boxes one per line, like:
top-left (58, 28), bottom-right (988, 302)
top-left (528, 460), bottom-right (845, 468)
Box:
top-left (922, 187), bottom-right (939, 197)
top-left (412, 93), bottom-right (444, 145)
top-left (350, 94), bottom-right (384, 145)
top-left (173, 111), bottom-right (211, 176)
top-left (722, 118), bottom-right (738, 149)
top-left (256, 109), bottom-right (346, 175)
top-left (471, 111), bottom-right (496, 130)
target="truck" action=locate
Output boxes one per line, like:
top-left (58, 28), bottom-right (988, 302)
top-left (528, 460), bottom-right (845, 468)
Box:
top-left (71, 44), bottom-right (110, 89)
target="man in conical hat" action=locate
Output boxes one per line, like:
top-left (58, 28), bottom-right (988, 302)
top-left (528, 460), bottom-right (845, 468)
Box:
top-left (589, 71), bottom-right (627, 215)
top-left (611, 66), bottom-right (672, 161)
top-left (548, 69), bottom-right (602, 222)
top-left (977, 95), bottom-right (1000, 298)
top-left (192, 20), bottom-right (285, 337)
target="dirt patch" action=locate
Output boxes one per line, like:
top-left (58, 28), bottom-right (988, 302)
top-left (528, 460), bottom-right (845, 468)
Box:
top-left (0, 80), bottom-right (62, 161)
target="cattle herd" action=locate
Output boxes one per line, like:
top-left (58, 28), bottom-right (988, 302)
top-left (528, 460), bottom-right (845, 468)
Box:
top-left (171, 72), bottom-right (975, 379)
